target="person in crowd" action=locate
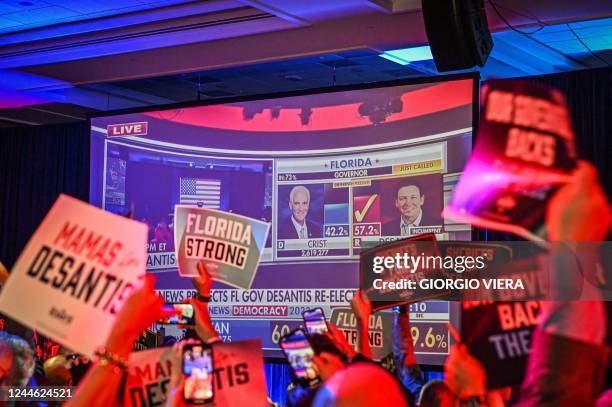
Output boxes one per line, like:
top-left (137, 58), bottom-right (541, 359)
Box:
top-left (164, 338), bottom-right (200, 407)
top-left (66, 354), bottom-right (91, 386)
top-left (444, 341), bottom-right (488, 403)
top-left (0, 260), bottom-right (8, 289)
top-left (162, 261), bottom-right (223, 406)
top-left (349, 290), bottom-right (424, 404)
top-left (444, 341), bottom-right (522, 407)
top-left (305, 330), bottom-right (413, 406)
top-left (35, 344), bottom-right (90, 387)
top-left (442, 160), bottom-right (610, 406)
top-left (418, 379), bottom-right (458, 407)
top-left (285, 319), bottom-right (381, 406)
top-left (284, 325), bottom-right (351, 406)
top-left (515, 160), bottom-right (611, 406)
top-left (42, 354), bottom-right (72, 386)
top-left (0, 331), bottom-right (36, 389)
top-left (188, 262), bottom-right (222, 344)
top-left (309, 333), bottom-right (350, 381)
top-left (350, 290), bottom-right (372, 360)
top-left (64, 158), bottom-right (608, 406)
top-left (284, 295), bottom-right (367, 407)
top-left (286, 380), bottom-right (318, 407)
top-left (66, 275), bottom-right (178, 407)
top-left (312, 362), bottom-right (409, 407)
top-left (393, 305), bottom-right (426, 399)
top-left (285, 291), bottom-right (393, 406)
top-left (278, 185), bottom-right (322, 239)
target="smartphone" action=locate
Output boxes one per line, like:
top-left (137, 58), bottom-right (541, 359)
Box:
top-left (279, 329), bottom-right (320, 386)
top-left (159, 303), bottom-right (195, 325)
top-left (302, 308), bottom-right (328, 335)
top-left (183, 343), bottom-right (214, 404)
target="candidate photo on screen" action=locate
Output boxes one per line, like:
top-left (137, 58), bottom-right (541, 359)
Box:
top-left (381, 174), bottom-right (443, 236)
top-left (277, 185), bottom-right (323, 239)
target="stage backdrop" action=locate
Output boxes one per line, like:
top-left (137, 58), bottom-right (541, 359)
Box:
top-left (0, 122), bottom-right (90, 268)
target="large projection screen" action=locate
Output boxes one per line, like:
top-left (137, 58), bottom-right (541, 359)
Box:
top-left (90, 74), bottom-right (477, 364)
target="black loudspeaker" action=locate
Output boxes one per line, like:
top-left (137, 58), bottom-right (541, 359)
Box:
top-left (422, 0), bottom-right (494, 72)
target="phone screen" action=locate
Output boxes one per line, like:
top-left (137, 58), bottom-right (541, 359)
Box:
top-left (280, 329), bottom-right (319, 384)
top-left (183, 344), bottom-right (214, 403)
top-left (160, 304), bottom-right (195, 325)
top-left (303, 308), bottom-right (328, 335)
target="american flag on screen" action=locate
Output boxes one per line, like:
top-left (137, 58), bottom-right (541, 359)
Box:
top-left (179, 178), bottom-right (221, 208)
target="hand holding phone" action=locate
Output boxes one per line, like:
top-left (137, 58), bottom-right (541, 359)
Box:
top-left (159, 303), bottom-right (195, 325)
top-left (280, 329), bottom-right (320, 386)
top-left (183, 343), bottom-right (214, 404)
top-left (302, 308), bottom-right (328, 335)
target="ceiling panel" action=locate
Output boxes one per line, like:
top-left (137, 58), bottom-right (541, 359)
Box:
top-left (0, 0), bottom-right (198, 34)
top-left (529, 17), bottom-right (612, 56)
top-left (0, 0), bottom-right (50, 14)
top-left (1, 3), bottom-right (612, 127)
top-left (3, 5), bottom-right (79, 24)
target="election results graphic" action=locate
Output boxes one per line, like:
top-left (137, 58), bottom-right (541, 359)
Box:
top-left (90, 75), bottom-right (476, 364)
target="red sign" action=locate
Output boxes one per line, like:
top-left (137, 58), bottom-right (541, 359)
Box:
top-left (107, 122), bottom-right (148, 137)
top-left (444, 79), bottom-right (576, 241)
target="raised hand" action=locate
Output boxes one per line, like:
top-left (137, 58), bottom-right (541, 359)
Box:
top-left (350, 290), bottom-right (372, 322)
top-left (546, 160), bottom-right (611, 241)
top-left (107, 274), bottom-right (178, 356)
top-left (191, 261), bottom-right (212, 298)
top-left (444, 344), bottom-right (486, 399)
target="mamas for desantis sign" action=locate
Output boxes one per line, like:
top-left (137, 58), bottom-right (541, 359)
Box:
top-left (125, 347), bottom-right (175, 407)
top-left (174, 206), bottom-right (270, 289)
top-left (0, 194), bottom-right (148, 356)
top-left (124, 340), bottom-right (268, 407)
top-left (208, 339), bottom-right (268, 407)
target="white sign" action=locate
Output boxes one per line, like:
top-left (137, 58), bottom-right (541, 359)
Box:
top-left (0, 194), bottom-right (148, 356)
top-left (174, 206), bottom-right (270, 289)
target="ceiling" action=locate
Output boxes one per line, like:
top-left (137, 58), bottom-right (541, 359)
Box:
top-left (0, 0), bottom-right (199, 33)
top-left (0, 0), bottom-right (611, 127)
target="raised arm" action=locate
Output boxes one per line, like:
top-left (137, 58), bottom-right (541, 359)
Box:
top-left (392, 305), bottom-right (424, 397)
top-left (190, 261), bottom-right (221, 343)
top-left (518, 161), bottom-right (611, 406)
top-left (350, 290), bottom-right (372, 359)
top-left (67, 275), bottom-right (176, 407)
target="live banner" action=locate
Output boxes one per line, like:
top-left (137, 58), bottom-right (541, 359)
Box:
top-left (360, 234), bottom-right (446, 311)
top-left (461, 300), bottom-right (540, 389)
top-left (124, 339), bottom-right (268, 407)
top-left (174, 206), bottom-right (270, 289)
top-left (444, 79), bottom-right (577, 241)
top-left (0, 194), bottom-right (148, 356)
